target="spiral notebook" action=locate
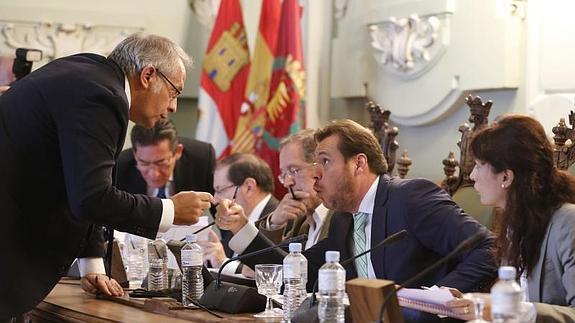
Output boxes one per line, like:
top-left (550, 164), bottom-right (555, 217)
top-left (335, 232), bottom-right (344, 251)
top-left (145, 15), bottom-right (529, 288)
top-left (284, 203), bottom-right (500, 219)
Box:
top-left (397, 287), bottom-right (474, 321)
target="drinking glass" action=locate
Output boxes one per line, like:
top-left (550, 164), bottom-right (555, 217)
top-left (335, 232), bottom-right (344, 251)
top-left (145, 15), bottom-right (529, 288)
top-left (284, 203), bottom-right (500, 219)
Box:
top-left (254, 264), bottom-right (283, 318)
top-left (463, 292), bottom-right (490, 323)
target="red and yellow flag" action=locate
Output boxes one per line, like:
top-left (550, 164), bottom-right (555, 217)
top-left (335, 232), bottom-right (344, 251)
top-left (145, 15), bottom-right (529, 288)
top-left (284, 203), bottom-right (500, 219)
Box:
top-left (257, 0), bottom-right (306, 197)
top-left (195, 0), bottom-right (250, 158)
top-left (231, 0), bottom-right (281, 155)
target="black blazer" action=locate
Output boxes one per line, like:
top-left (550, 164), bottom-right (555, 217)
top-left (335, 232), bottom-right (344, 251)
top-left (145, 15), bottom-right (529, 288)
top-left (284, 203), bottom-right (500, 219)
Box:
top-left (115, 137), bottom-right (215, 196)
top-left (238, 176), bottom-right (497, 293)
top-left (0, 54), bottom-right (163, 318)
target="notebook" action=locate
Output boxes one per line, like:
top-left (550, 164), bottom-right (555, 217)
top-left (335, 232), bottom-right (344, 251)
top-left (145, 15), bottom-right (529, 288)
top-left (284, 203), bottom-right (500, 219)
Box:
top-left (397, 287), bottom-right (475, 321)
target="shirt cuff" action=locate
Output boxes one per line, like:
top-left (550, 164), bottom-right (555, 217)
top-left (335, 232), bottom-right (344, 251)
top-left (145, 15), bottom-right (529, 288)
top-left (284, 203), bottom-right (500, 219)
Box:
top-left (229, 222), bottom-right (259, 254)
top-left (520, 302), bottom-right (537, 323)
top-left (265, 213), bottom-right (286, 230)
top-left (158, 198), bottom-right (175, 233)
top-left (78, 257), bottom-right (106, 277)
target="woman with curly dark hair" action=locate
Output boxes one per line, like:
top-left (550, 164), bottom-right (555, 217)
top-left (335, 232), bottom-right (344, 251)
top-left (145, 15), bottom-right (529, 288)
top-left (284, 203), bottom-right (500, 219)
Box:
top-left (467, 114), bottom-right (575, 322)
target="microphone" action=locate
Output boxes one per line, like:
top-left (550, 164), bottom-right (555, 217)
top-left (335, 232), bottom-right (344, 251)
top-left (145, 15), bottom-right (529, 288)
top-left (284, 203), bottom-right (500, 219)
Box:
top-left (310, 229), bottom-right (408, 307)
top-left (198, 234), bottom-right (307, 314)
top-left (216, 233), bottom-right (307, 287)
top-left (291, 230), bottom-right (408, 323)
top-left (377, 232), bottom-right (486, 322)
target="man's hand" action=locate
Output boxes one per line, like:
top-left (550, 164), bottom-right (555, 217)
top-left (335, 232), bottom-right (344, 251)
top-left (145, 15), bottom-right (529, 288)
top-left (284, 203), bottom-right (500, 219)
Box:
top-left (269, 190), bottom-right (310, 227)
top-left (215, 199), bottom-right (248, 234)
top-left (198, 230), bottom-right (227, 268)
top-left (171, 191), bottom-right (213, 225)
top-left (81, 273), bottom-right (124, 296)
top-left (0, 85), bottom-right (9, 95)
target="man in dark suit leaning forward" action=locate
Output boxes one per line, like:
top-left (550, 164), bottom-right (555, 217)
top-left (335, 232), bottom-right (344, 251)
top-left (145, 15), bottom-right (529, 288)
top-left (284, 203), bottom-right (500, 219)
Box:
top-left (217, 119), bottom-right (497, 295)
top-left (0, 34), bottom-right (213, 319)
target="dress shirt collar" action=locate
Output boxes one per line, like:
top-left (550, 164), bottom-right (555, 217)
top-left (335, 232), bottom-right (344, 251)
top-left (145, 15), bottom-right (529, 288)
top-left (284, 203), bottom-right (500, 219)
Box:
top-left (124, 77), bottom-right (131, 110)
top-left (248, 193), bottom-right (272, 223)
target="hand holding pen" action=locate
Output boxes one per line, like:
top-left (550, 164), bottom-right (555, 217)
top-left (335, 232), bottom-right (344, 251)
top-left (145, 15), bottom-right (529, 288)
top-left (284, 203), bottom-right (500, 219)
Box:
top-left (266, 186), bottom-right (311, 228)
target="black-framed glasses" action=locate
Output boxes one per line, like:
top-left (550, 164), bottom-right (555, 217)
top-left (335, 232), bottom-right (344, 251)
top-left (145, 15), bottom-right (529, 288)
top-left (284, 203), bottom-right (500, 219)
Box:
top-left (278, 162), bottom-right (317, 184)
top-left (157, 69), bottom-right (182, 98)
top-left (214, 184), bottom-right (239, 199)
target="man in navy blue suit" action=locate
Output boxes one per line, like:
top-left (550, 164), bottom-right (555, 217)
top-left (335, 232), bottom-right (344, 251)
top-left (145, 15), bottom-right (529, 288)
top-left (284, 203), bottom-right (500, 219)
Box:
top-left (0, 34), bottom-right (213, 319)
top-left (217, 119), bottom-right (496, 295)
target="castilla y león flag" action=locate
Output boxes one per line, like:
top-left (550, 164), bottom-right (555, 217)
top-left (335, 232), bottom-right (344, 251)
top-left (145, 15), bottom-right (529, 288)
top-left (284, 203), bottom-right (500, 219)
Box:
top-left (257, 0), bottom-right (306, 197)
top-left (231, 0), bottom-right (281, 155)
top-left (195, 0), bottom-right (250, 159)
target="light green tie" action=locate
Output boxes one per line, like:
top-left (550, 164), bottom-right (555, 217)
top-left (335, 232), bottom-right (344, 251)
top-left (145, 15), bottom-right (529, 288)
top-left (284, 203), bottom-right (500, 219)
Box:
top-left (353, 212), bottom-right (369, 278)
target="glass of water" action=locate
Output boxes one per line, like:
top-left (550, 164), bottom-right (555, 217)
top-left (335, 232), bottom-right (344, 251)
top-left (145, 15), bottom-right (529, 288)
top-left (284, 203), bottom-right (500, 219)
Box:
top-left (254, 264), bottom-right (283, 318)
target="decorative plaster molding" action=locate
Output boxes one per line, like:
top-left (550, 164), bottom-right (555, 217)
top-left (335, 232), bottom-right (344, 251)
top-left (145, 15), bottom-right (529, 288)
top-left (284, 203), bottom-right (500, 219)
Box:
top-left (1, 21), bottom-right (143, 60)
top-left (368, 13), bottom-right (450, 80)
top-left (334, 0), bottom-right (349, 21)
top-left (188, 0), bottom-right (221, 27)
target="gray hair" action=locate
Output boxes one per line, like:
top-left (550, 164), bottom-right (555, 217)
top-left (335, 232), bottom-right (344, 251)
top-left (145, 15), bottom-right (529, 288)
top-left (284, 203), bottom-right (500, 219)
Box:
top-left (279, 128), bottom-right (316, 163)
top-left (108, 33), bottom-right (192, 77)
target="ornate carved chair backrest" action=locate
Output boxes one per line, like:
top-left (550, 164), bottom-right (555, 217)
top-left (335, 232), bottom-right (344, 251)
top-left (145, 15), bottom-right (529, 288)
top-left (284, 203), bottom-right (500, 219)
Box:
top-left (441, 95), bottom-right (496, 229)
top-left (552, 111), bottom-right (575, 172)
top-left (441, 95), bottom-right (492, 194)
top-left (366, 100), bottom-right (412, 178)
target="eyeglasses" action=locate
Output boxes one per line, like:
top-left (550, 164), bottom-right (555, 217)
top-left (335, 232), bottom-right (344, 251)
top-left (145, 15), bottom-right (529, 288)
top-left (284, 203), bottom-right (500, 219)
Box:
top-left (278, 162), bottom-right (317, 184)
top-left (136, 155), bottom-right (175, 170)
top-left (157, 69), bottom-right (182, 99)
top-left (214, 184), bottom-right (239, 200)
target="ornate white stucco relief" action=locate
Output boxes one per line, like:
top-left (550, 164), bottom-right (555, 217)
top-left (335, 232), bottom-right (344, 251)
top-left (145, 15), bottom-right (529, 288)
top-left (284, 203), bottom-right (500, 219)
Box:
top-left (368, 13), bottom-right (448, 80)
top-left (1, 21), bottom-right (143, 61)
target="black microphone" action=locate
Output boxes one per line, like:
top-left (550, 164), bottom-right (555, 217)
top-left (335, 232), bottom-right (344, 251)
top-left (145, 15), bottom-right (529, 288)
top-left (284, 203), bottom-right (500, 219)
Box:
top-left (290, 230), bottom-right (408, 323)
top-left (310, 229), bottom-right (408, 307)
top-left (198, 234), bottom-right (307, 314)
top-left (377, 232), bottom-right (486, 322)
top-left (216, 233), bottom-right (307, 287)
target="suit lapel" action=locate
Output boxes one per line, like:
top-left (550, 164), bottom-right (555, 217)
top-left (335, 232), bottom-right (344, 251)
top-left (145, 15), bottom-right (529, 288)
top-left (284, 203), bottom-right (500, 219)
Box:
top-left (371, 175), bottom-right (392, 279)
top-left (529, 219), bottom-right (553, 302)
top-left (260, 196), bottom-right (279, 220)
top-left (339, 213), bottom-right (357, 278)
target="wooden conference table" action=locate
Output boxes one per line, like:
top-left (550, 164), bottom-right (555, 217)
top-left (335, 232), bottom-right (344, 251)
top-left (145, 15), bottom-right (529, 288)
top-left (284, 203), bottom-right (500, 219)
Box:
top-left (25, 280), bottom-right (267, 322)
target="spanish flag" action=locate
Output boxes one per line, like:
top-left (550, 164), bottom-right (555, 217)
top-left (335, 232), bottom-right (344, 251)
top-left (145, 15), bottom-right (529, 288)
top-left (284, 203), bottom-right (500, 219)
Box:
top-left (258, 0), bottom-right (306, 197)
top-left (231, 0), bottom-right (281, 155)
top-left (195, 0), bottom-right (250, 158)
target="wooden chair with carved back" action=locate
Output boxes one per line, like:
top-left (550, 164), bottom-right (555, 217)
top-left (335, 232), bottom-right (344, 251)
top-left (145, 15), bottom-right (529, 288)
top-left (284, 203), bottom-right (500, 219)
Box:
top-left (366, 100), bottom-right (412, 178)
top-left (440, 95), bottom-right (496, 229)
top-left (552, 111), bottom-right (575, 174)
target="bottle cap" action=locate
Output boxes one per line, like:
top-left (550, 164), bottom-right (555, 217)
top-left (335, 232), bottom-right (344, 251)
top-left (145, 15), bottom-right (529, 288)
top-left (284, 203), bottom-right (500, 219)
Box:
top-left (289, 243), bottom-right (302, 252)
top-left (498, 266), bottom-right (517, 280)
top-left (186, 234), bottom-right (197, 243)
top-left (325, 250), bottom-right (340, 262)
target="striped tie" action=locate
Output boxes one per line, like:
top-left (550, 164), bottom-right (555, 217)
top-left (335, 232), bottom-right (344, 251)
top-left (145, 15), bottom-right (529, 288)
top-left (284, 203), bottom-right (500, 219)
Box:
top-left (353, 212), bottom-right (369, 278)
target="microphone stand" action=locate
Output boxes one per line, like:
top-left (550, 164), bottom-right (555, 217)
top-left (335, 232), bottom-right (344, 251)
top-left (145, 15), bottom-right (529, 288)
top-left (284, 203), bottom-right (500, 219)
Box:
top-left (308, 229), bottom-right (408, 308)
top-left (376, 232), bottom-right (486, 323)
top-left (216, 234), bottom-right (308, 287)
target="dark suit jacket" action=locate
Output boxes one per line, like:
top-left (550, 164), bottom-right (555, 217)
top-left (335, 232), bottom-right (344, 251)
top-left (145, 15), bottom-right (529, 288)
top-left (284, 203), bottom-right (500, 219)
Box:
top-left (0, 54), bottom-right (164, 318)
top-left (115, 137), bottom-right (215, 196)
top-left (239, 175), bottom-right (497, 292)
top-left (220, 196), bottom-right (279, 258)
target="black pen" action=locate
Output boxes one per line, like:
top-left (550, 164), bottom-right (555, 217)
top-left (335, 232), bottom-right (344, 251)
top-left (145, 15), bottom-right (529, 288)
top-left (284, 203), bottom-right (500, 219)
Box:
top-left (289, 186), bottom-right (298, 200)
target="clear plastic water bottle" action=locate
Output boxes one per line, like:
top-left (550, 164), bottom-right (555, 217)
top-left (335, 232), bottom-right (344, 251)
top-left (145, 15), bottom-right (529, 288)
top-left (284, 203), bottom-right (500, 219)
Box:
top-left (318, 251), bottom-right (345, 323)
top-left (124, 234), bottom-right (148, 289)
top-left (491, 266), bottom-right (522, 323)
top-left (147, 239), bottom-right (168, 291)
top-left (283, 242), bottom-right (308, 322)
top-left (181, 234), bottom-right (204, 307)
